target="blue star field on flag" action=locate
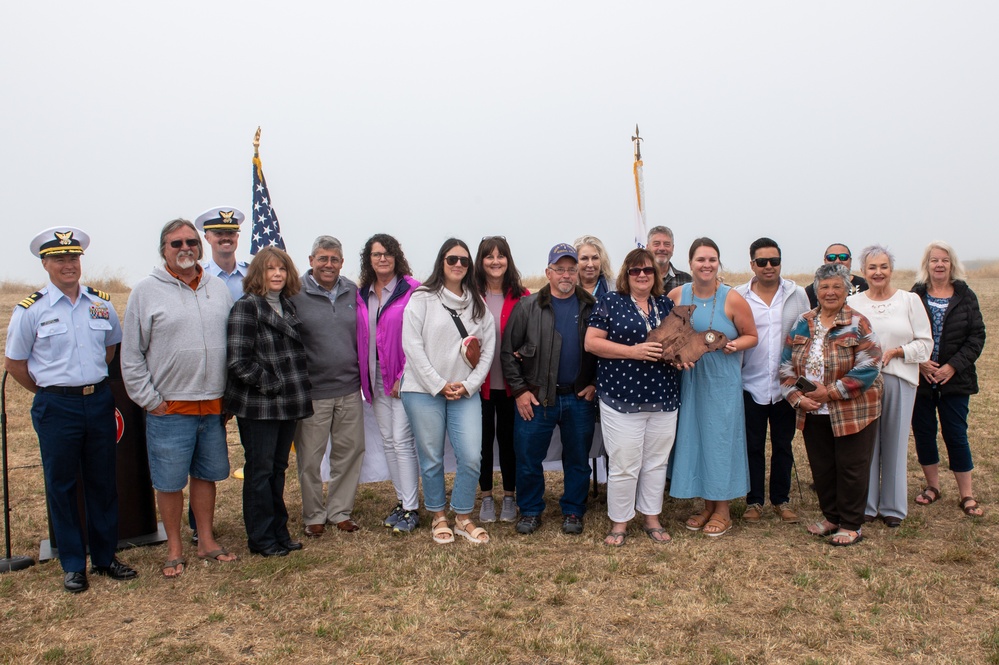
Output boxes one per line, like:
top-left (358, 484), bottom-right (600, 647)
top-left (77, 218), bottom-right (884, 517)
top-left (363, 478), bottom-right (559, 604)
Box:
top-left (250, 155), bottom-right (286, 255)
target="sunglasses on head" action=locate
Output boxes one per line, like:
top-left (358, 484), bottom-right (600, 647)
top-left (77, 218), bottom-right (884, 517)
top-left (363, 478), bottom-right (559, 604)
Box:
top-left (825, 253), bottom-right (850, 262)
top-left (169, 239), bottom-right (200, 249)
top-left (627, 266), bottom-right (656, 277)
top-left (445, 255), bottom-right (470, 267)
top-left (753, 257), bottom-right (781, 267)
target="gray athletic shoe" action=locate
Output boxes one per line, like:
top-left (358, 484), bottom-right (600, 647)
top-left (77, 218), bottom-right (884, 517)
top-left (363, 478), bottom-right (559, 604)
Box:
top-left (499, 496), bottom-right (518, 522)
top-left (383, 503), bottom-right (405, 528)
top-left (479, 496), bottom-right (496, 523)
top-left (393, 510), bottom-right (419, 533)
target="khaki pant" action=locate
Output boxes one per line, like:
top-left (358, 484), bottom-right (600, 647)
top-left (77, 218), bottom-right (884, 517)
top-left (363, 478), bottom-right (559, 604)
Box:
top-left (295, 392), bottom-right (365, 525)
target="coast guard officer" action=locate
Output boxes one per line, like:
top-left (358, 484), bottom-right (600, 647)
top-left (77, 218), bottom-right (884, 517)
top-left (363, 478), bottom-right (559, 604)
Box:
top-left (197, 206), bottom-right (249, 303)
top-left (4, 227), bottom-right (137, 592)
top-left (191, 206), bottom-right (248, 543)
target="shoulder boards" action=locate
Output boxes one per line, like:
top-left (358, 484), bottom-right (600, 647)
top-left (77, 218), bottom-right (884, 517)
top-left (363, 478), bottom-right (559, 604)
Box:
top-left (17, 291), bottom-right (44, 309)
top-left (86, 286), bottom-right (111, 301)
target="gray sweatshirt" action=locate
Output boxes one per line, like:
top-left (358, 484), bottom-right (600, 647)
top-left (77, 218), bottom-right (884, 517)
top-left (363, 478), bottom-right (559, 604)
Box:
top-left (121, 265), bottom-right (233, 410)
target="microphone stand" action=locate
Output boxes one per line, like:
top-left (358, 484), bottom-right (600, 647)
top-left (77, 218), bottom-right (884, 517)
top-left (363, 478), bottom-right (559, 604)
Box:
top-left (1, 371), bottom-right (35, 572)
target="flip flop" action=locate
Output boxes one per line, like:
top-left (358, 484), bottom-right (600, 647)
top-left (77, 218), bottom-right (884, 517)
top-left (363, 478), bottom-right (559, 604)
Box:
top-left (604, 530), bottom-right (627, 547)
top-left (643, 527), bottom-right (672, 544)
top-left (162, 557), bottom-right (186, 578)
top-left (198, 548), bottom-right (237, 562)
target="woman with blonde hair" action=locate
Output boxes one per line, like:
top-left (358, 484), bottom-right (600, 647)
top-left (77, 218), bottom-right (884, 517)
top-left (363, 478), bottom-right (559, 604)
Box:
top-left (574, 235), bottom-right (614, 298)
top-left (910, 241), bottom-right (986, 517)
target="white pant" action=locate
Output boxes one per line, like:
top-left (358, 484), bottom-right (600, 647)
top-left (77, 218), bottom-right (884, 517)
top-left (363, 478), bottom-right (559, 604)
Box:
top-left (599, 402), bottom-right (677, 523)
top-left (372, 367), bottom-right (420, 511)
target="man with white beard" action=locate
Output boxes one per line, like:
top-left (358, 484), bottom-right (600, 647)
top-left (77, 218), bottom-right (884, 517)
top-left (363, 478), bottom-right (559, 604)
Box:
top-left (121, 219), bottom-right (236, 578)
top-left (646, 225), bottom-right (692, 293)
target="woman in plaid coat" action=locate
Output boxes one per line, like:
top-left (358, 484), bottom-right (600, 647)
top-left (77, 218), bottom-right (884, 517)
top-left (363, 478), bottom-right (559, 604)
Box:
top-left (225, 247), bottom-right (313, 557)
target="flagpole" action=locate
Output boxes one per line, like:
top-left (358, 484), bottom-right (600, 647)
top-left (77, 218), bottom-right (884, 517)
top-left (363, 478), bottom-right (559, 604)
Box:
top-left (632, 124), bottom-right (647, 247)
top-left (253, 126), bottom-right (261, 158)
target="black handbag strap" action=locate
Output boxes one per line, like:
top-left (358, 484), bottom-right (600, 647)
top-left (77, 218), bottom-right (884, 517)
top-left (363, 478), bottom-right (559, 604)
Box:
top-left (442, 304), bottom-right (469, 338)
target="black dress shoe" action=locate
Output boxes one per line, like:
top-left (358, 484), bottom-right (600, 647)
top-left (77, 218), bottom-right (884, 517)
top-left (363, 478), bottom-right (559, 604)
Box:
top-left (280, 540), bottom-right (303, 551)
top-left (64, 571), bottom-right (89, 593)
top-left (91, 558), bottom-right (138, 580)
top-left (250, 545), bottom-right (290, 557)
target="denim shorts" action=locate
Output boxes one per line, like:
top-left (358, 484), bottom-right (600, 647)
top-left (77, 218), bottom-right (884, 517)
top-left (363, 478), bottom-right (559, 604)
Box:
top-left (145, 413), bottom-right (231, 491)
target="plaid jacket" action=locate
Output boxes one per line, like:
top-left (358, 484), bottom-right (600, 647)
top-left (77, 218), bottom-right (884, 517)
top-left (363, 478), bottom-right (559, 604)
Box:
top-left (224, 294), bottom-right (314, 421)
top-left (780, 305), bottom-right (883, 437)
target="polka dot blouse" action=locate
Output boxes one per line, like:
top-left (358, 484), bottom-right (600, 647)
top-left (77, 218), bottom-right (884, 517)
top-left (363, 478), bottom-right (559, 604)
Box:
top-left (587, 292), bottom-right (681, 413)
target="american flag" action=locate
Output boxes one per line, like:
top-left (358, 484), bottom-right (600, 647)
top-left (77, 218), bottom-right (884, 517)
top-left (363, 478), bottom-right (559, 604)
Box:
top-left (250, 154), bottom-right (286, 255)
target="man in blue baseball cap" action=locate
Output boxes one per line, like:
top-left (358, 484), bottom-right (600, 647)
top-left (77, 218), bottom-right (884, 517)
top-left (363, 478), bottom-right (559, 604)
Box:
top-left (501, 243), bottom-right (598, 536)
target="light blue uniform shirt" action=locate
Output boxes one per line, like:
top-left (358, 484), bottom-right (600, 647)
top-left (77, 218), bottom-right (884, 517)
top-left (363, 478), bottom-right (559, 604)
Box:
top-left (4, 282), bottom-right (122, 387)
top-left (204, 258), bottom-right (248, 303)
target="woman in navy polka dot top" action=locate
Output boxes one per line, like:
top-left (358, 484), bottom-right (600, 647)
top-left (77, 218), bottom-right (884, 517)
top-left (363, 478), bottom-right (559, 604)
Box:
top-left (585, 248), bottom-right (681, 546)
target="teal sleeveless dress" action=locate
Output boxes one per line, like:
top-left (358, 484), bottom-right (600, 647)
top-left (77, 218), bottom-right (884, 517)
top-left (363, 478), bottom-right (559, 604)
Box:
top-left (669, 283), bottom-right (750, 500)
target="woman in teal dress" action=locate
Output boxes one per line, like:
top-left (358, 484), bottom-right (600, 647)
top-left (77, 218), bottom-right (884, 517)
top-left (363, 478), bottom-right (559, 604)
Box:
top-left (667, 238), bottom-right (758, 537)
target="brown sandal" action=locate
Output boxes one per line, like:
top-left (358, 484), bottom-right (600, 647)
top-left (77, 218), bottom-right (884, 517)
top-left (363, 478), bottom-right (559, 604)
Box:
top-left (703, 513), bottom-right (732, 538)
top-left (915, 486), bottom-right (941, 505)
top-left (959, 496), bottom-right (984, 518)
top-left (685, 508), bottom-right (712, 531)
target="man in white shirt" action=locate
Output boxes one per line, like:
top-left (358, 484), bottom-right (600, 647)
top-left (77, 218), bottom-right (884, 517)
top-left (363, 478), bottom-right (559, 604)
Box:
top-left (197, 206), bottom-right (249, 303)
top-left (735, 238), bottom-right (810, 524)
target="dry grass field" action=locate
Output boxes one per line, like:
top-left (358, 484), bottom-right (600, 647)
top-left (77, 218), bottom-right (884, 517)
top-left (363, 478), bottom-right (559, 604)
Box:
top-left (0, 271), bottom-right (997, 664)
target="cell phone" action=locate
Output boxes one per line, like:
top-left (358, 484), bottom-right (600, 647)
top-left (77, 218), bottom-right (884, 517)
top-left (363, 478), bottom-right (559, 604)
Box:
top-left (794, 377), bottom-right (817, 393)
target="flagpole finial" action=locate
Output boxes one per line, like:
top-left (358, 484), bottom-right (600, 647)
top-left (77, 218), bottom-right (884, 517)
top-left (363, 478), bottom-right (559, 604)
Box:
top-left (253, 127), bottom-right (261, 157)
top-left (632, 124), bottom-right (642, 160)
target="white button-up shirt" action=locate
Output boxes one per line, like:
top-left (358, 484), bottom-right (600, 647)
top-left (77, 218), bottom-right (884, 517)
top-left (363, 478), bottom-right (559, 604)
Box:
top-left (741, 279), bottom-right (786, 405)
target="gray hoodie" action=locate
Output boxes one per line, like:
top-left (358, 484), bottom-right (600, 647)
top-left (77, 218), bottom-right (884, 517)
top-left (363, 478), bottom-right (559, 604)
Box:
top-left (121, 265), bottom-right (233, 411)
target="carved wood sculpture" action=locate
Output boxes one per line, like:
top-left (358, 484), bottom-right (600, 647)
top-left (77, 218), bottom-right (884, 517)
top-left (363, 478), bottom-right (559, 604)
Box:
top-left (647, 305), bottom-right (729, 365)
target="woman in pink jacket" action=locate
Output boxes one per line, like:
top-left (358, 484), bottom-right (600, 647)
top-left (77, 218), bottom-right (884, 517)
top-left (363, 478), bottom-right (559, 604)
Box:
top-left (356, 234), bottom-right (421, 533)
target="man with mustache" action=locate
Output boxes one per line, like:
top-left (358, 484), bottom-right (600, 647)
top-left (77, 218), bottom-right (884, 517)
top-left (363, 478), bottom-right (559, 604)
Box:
top-left (646, 226), bottom-right (692, 293)
top-left (121, 219), bottom-right (237, 578)
top-left (197, 207), bottom-right (249, 303)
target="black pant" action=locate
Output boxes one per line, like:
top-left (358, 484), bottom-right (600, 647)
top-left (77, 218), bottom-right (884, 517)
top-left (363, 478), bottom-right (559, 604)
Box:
top-left (802, 415), bottom-right (877, 531)
top-left (236, 417), bottom-right (296, 551)
top-left (743, 392), bottom-right (796, 506)
top-left (480, 390), bottom-right (517, 493)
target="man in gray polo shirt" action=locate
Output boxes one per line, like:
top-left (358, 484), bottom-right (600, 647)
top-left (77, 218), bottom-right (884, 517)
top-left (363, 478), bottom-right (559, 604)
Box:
top-left (291, 236), bottom-right (365, 537)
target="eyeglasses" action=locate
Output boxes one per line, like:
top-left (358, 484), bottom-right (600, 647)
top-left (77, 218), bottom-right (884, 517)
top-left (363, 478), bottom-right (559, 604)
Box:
top-left (548, 266), bottom-right (578, 275)
top-left (825, 253), bottom-right (850, 262)
top-left (313, 255), bottom-right (343, 265)
top-left (627, 266), bottom-right (656, 277)
top-left (370, 252), bottom-right (392, 260)
top-left (753, 257), bottom-right (781, 267)
top-left (445, 255), bottom-right (470, 267)
top-left (169, 239), bottom-right (200, 249)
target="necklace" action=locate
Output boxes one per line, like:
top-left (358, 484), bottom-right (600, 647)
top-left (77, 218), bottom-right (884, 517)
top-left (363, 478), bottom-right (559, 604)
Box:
top-left (631, 295), bottom-right (659, 332)
top-left (691, 284), bottom-right (720, 342)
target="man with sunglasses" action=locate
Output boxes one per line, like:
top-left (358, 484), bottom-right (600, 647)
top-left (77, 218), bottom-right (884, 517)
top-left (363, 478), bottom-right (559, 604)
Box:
top-left (804, 243), bottom-right (868, 308)
top-left (501, 243), bottom-right (598, 536)
top-left (735, 238), bottom-right (810, 525)
top-left (122, 219), bottom-right (236, 578)
top-left (5, 227), bottom-right (138, 592)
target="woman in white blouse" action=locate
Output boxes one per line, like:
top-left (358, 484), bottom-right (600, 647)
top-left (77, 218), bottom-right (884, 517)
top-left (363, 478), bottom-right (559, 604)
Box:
top-left (848, 244), bottom-right (932, 527)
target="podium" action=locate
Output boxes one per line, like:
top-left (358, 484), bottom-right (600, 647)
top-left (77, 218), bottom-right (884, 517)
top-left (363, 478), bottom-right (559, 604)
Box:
top-left (39, 345), bottom-right (165, 561)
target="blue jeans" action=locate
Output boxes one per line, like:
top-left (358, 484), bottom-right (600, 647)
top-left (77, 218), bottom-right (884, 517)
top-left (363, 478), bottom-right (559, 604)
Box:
top-left (912, 392), bottom-right (974, 472)
top-left (514, 393), bottom-right (596, 517)
top-left (402, 392), bottom-right (481, 514)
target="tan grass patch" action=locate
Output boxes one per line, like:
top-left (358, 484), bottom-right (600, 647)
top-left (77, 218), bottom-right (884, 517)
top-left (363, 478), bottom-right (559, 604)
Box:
top-left (1, 281), bottom-right (998, 663)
